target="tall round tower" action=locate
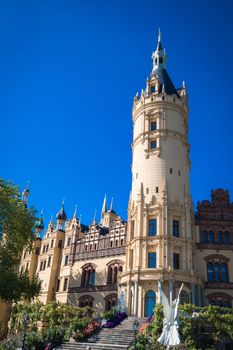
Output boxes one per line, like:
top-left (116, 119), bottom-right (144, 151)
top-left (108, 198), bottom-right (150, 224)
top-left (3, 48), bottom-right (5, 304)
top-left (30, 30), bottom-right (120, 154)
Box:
top-left (120, 32), bottom-right (203, 317)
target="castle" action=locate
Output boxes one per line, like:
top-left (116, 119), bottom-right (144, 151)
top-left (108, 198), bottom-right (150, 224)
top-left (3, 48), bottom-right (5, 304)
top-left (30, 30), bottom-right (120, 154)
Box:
top-left (17, 32), bottom-right (233, 318)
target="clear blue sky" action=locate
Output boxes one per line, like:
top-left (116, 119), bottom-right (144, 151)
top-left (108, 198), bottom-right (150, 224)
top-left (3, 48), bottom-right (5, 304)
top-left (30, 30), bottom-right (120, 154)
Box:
top-left (1, 0), bottom-right (233, 227)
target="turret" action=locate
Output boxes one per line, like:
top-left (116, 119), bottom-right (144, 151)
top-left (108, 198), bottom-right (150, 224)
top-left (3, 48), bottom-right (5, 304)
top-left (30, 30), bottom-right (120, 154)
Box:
top-left (56, 200), bottom-right (67, 231)
top-left (35, 211), bottom-right (44, 237)
top-left (22, 182), bottom-right (30, 207)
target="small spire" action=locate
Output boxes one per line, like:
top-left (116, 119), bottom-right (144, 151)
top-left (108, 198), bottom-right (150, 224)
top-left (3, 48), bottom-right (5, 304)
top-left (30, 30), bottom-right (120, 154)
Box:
top-left (79, 214), bottom-right (82, 225)
top-left (158, 28), bottom-right (161, 42)
top-left (182, 80), bottom-right (186, 89)
top-left (162, 84), bottom-right (165, 93)
top-left (92, 210), bottom-right (97, 225)
top-left (141, 89), bottom-right (144, 97)
top-left (49, 215), bottom-right (53, 224)
top-left (101, 194), bottom-right (107, 213)
top-left (73, 204), bottom-right (77, 218)
top-left (110, 197), bottom-right (114, 211)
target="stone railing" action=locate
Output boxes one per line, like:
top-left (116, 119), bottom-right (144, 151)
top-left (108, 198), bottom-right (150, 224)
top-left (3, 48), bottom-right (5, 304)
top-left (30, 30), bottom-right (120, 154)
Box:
top-left (68, 284), bottom-right (118, 293)
top-left (73, 246), bottom-right (125, 260)
top-left (204, 282), bottom-right (233, 289)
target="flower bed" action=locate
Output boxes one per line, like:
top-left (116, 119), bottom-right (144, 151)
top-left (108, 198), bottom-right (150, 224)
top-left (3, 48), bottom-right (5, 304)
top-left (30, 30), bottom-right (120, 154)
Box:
top-left (103, 311), bottom-right (128, 328)
top-left (74, 321), bottom-right (101, 342)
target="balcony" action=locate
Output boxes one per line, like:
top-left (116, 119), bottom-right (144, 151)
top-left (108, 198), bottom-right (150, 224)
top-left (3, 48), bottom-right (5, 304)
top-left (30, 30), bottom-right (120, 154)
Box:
top-left (196, 242), bottom-right (233, 250)
top-left (204, 282), bottom-right (233, 289)
top-left (68, 284), bottom-right (118, 293)
top-left (73, 246), bottom-right (125, 261)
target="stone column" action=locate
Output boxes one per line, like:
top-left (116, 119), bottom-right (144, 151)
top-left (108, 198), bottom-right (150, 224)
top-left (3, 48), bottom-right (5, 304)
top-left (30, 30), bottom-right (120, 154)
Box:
top-left (134, 281), bottom-right (139, 316)
top-left (126, 280), bottom-right (131, 314)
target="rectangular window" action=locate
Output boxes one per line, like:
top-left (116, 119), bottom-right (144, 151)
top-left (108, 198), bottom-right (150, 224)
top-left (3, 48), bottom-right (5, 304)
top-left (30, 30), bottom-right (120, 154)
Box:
top-left (64, 255), bottom-right (69, 266)
top-left (58, 240), bottom-right (62, 248)
top-left (150, 121), bottom-right (157, 131)
top-left (150, 141), bottom-right (157, 149)
top-left (63, 278), bottom-right (68, 291)
top-left (156, 186), bottom-right (159, 193)
top-left (40, 261), bottom-right (43, 271)
top-left (50, 239), bottom-right (54, 248)
top-left (46, 244), bottom-right (49, 252)
top-left (148, 252), bottom-right (157, 268)
top-left (56, 279), bottom-right (60, 292)
top-left (173, 220), bottom-right (179, 237)
top-left (47, 256), bottom-right (51, 267)
top-left (67, 237), bottom-right (71, 246)
top-left (170, 168), bottom-right (173, 174)
top-left (43, 245), bottom-right (46, 253)
top-left (35, 247), bottom-right (40, 255)
top-left (173, 253), bottom-right (180, 269)
top-left (149, 219), bottom-right (157, 236)
top-left (43, 260), bottom-right (46, 270)
top-left (150, 85), bottom-right (156, 93)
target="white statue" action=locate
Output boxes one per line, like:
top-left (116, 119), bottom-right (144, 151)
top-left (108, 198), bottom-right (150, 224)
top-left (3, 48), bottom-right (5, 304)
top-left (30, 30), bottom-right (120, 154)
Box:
top-left (157, 281), bottom-right (184, 347)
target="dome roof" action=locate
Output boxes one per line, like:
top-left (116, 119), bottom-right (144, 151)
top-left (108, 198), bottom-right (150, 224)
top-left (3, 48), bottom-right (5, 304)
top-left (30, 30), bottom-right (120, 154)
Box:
top-left (35, 217), bottom-right (44, 230)
top-left (56, 203), bottom-right (67, 221)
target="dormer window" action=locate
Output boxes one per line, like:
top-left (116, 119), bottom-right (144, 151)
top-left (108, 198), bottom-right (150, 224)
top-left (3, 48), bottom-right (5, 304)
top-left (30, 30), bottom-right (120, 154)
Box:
top-left (150, 85), bottom-right (156, 94)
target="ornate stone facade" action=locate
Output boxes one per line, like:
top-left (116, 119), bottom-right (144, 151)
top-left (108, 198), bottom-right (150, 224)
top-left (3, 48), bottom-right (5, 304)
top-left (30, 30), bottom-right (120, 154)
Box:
top-left (16, 33), bottom-right (233, 322)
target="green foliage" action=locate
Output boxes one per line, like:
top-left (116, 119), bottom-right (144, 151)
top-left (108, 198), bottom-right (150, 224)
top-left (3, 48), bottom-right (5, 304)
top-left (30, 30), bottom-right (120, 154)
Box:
top-left (9, 301), bottom-right (94, 345)
top-left (0, 179), bottom-right (41, 303)
top-left (0, 335), bottom-right (19, 350)
top-left (179, 304), bottom-right (233, 350)
top-left (101, 306), bottom-right (118, 321)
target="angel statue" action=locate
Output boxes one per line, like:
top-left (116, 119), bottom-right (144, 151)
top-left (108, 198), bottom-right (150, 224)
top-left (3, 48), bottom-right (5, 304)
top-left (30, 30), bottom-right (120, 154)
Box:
top-left (157, 281), bottom-right (184, 348)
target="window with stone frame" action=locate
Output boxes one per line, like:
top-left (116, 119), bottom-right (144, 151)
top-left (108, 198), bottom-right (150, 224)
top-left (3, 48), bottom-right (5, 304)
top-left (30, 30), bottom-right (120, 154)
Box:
top-left (79, 295), bottom-right (94, 308)
top-left (205, 255), bottom-right (230, 283)
top-left (81, 264), bottom-right (95, 287)
top-left (207, 292), bottom-right (232, 308)
top-left (148, 219), bottom-right (157, 236)
top-left (107, 261), bottom-right (123, 285)
top-left (105, 293), bottom-right (118, 311)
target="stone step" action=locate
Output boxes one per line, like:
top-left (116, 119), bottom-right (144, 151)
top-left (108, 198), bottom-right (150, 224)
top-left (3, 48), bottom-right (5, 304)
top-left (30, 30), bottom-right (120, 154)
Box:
top-left (59, 317), bottom-right (147, 350)
top-left (61, 343), bottom-right (129, 350)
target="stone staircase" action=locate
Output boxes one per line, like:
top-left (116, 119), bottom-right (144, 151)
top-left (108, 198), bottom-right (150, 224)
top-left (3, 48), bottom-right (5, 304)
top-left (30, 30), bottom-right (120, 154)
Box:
top-left (61, 317), bottom-right (146, 350)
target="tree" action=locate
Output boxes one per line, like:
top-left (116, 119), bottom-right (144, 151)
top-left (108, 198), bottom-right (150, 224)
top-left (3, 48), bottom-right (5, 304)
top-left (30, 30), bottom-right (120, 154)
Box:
top-left (0, 179), bottom-right (41, 302)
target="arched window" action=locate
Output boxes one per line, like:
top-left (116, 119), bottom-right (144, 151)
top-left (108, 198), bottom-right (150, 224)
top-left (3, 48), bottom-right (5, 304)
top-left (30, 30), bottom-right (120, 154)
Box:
top-left (105, 293), bottom-right (118, 311)
top-left (205, 255), bottom-right (230, 283)
top-left (209, 231), bottom-right (214, 243)
top-left (221, 263), bottom-right (228, 283)
top-left (224, 231), bottom-right (230, 244)
top-left (207, 292), bottom-right (232, 308)
top-left (201, 230), bottom-right (208, 243)
top-left (107, 261), bottom-right (124, 285)
top-left (81, 264), bottom-right (95, 287)
top-left (79, 295), bottom-right (94, 308)
top-left (180, 291), bottom-right (190, 305)
top-left (145, 290), bottom-right (155, 317)
top-left (218, 231), bottom-right (223, 243)
top-left (207, 262), bottom-right (213, 282)
top-left (214, 262), bottom-right (220, 282)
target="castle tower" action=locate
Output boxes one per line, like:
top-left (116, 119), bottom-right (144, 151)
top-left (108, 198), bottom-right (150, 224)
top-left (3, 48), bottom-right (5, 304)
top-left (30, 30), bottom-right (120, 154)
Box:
top-left (120, 32), bottom-right (203, 317)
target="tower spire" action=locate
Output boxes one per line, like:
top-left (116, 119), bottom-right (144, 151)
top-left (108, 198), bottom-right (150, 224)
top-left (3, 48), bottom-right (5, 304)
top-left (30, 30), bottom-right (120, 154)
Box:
top-left (92, 210), bottom-right (97, 225)
top-left (101, 194), bottom-right (107, 213)
top-left (152, 29), bottom-right (167, 72)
